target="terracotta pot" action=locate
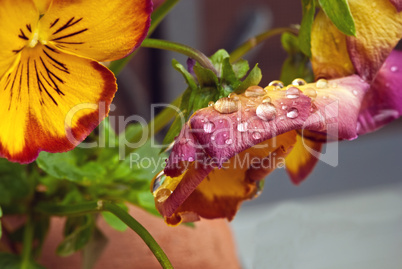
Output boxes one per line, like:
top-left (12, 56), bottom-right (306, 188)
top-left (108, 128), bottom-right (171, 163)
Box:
top-left (39, 205), bottom-right (241, 269)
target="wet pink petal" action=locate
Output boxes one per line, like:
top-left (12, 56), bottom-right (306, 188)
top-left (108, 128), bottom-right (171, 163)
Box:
top-left (357, 50), bottom-right (402, 135)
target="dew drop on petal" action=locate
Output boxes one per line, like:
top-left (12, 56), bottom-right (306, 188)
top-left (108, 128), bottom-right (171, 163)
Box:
top-left (282, 105), bottom-right (288, 110)
top-left (316, 78), bottom-right (328, 89)
top-left (304, 87), bottom-right (317, 100)
top-left (252, 132), bottom-right (262, 140)
top-left (228, 92), bottom-right (240, 100)
top-left (245, 108), bottom-right (250, 112)
top-left (291, 78), bottom-right (306, 86)
top-left (262, 96), bottom-right (271, 103)
top-left (219, 119), bottom-right (223, 123)
top-left (214, 97), bottom-right (239, 114)
top-left (188, 157), bottom-right (194, 162)
top-left (223, 133), bottom-right (227, 138)
top-left (155, 188), bottom-right (173, 203)
top-left (203, 122), bottom-right (215, 133)
top-left (268, 80), bottom-right (284, 88)
top-left (225, 138), bottom-right (233, 145)
top-left (256, 103), bottom-right (277, 121)
top-left (211, 136), bottom-right (215, 141)
top-left (352, 90), bottom-right (358, 96)
top-left (208, 101), bottom-right (214, 107)
top-left (286, 87), bottom-right (301, 99)
top-left (152, 171), bottom-right (166, 193)
top-left (391, 66), bottom-right (398, 72)
top-left (237, 122), bottom-right (248, 132)
top-left (245, 86), bottom-right (266, 97)
top-left (286, 108), bottom-right (299, 119)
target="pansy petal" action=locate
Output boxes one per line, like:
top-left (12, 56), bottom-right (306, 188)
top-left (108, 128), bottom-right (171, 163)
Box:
top-left (39, 0), bottom-right (152, 62)
top-left (300, 75), bottom-right (370, 140)
top-left (0, 44), bottom-right (116, 163)
top-left (346, 0), bottom-right (402, 81)
top-left (311, 10), bottom-right (355, 80)
top-left (0, 0), bottom-right (38, 79)
top-left (357, 50), bottom-right (402, 135)
top-left (156, 133), bottom-right (297, 225)
top-left (188, 88), bottom-right (311, 167)
top-left (33, 0), bottom-right (52, 14)
top-left (285, 134), bottom-right (322, 185)
top-left (389, 0), bottom-right (402, 11)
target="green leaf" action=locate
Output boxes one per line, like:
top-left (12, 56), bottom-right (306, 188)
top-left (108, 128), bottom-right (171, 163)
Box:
top-left (318, 0), bottom-right (356, 36)
top-left (57, 215), bottom-right (95, 257)
top-left (0, 253), bottom-right (45, 269)
top-left (299, 0), bottom-right (316, 58)
top-left (37, 151), bottom-right (107, 185)
top-left (0, 159), bottom-right (30, 205)
top-left (281, 32), bottom-right (300, 55)
top-left (232, 59), bottom-right (250, 79)
top-left (172, 59), bottom-right (198, 91)
top-left (235, 64), bottom-right (262, 93)
top-left (0, 207), bottom-right (2, 239)
top-left (82, 227), bottom-right (108, 269)
top-left (220, 57), bottom-right (241, 92)
top-left (101, 204), bottom-right (128, 232)
top-left (209, 49), bottom-right (230, 75)
top-left (280, 32), bottom-right (314, 85)
top-left (193, 64), bottom-right (219, 89)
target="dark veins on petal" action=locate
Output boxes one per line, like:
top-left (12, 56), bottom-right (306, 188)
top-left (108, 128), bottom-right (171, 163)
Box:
top-left (51, 17), bottom-right (87, 45)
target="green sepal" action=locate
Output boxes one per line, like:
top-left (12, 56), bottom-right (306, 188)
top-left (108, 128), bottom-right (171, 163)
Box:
top-left (299, 0), bottom-right (316, 58)
top-left (318, 0), bottom-right (356, 36)
top-left (235, 64), bottom-right (262, 93)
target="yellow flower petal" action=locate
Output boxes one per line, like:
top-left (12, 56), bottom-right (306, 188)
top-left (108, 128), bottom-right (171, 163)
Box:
top-left (0, 0), bottom-right (39, 79)
top-left (0, 44), bottom-right (116, 163)
top-left (285, 134), bottom-right (322, 185)
top-left (154, 132), bottom-right (297, 226)
top-left (33, 0), bottom-right (51, 14)
top-left (311, 10), bottom-right (355, 80)
top-left (346, 0), bottom-right (402, 81)
top-left (39, 0), bottom-right (152, 62)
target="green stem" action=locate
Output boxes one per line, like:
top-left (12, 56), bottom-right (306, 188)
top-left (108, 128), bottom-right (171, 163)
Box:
top-left (109, 0), bottom-right (181, 75)
top-left (103, 202), bottom-right (173, 269)
top-left (229, 27), bottom-right (299, 63)
top-left (21, 215), bottom-right (34, 269)
top-left (142, 38), bottom-right (218, 75)
top-left (35, 201), bottom-right (173, 269)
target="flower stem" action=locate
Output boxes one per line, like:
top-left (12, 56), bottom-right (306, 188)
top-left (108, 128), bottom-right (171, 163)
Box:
top-left (21, 215), bottom-right (34, 269)
top-left (229, 27), bottom-right (299, 63)
top-left (141, 38), bottom-right (218, 75)
top-left (109, 0), bottom-right (181, 75)
top-left (35, 201), bottom-right (173, 269)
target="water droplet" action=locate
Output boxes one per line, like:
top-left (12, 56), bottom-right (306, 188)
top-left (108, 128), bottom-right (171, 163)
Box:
top-left (155, 188), bottom-right (172, 203)
top-left (352, 90), bottom-right (358, 96)
top-left (152, 171), bottom-right (166, 192)
top-left (323, 95), bottom-right (329, 100)
top-left (245, 108), bottom-right (250, 112)
top-left (211, 136), bottom-right (215, 141)
top-left (268, 80), bottom-right (284, 88)
top-left (316, 78), bottom-right (328, 89)
top-left (304, 87), bottom-right (317, 100)
top-left (282, 105), bottom-right (288, 110)
top-left (262, 96), bottom-right (271, 103)
top-left (245, 86), bottom-right (266, 97)
top-left (219, 119), bottom-right (223, 123)
top-left (188, 157), bottom-right (194, 162)
top-left (286, 87), bottom-right (301, 99)
top-left (214, 97), bottom-right (239, 114)
top-left (237, 122), bottom-right (248, 132)
top-left (237, 117), bottom-right (241, 121)
top-left (286, 108), bottom-right (299, 119)
top-left (391, 66), bottom-right (398, 72)
top-left (256, 103), bottom-right (277, 121)
top-left (208, 101), bottom-right (214, 107)
top-left (203, 122), bottom-right (215, 133)
top-left (246, 100), bottom-right (256, 107)
top-left (252, 132), bottom-right (262, 140)
top-left (225, 138), bottom-right (233, 145)
top-left (228, 92), bottom-right (240, 100)
top-left (291, 78), bottom-right (307, 86)
top-left (223, 133), bottom-right (227, 138)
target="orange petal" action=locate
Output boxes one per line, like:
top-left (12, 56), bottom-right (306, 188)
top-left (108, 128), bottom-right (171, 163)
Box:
top-left (0, 0), bottom-right (39, 79)
top-left (346, 0), bottom-right (402, 81)
top-left (153, 132), bottom-right (297, 226)
top-left (311, 10), bottom-right (355, 79)
top-left (285, 133), bottom-right (322, 185)
top-left (39, 0), bottom-right (152, 61)
top-left (0, 44), bottom-right (116, 163)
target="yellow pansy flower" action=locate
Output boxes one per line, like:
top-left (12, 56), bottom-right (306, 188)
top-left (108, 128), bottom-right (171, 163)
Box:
top-left (0, 0), bottom-right (151, 163)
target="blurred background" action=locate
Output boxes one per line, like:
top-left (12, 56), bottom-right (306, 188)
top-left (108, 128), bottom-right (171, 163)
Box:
top-left (112, 0), bottom-right (402, 268)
